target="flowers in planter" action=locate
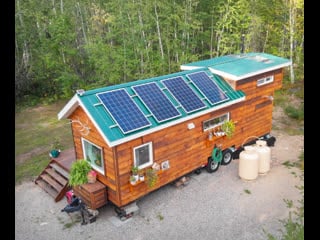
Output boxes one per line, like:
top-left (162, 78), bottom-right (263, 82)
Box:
top-left (221, 120), bottom-right (236, 138)
top-left (146, 168), bottom-right (158, 188)
top-left (87, 170), bottom-right (97, 183)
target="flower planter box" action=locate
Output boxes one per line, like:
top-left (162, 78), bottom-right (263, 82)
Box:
top-left (73, 181), bottom-right (107, 210)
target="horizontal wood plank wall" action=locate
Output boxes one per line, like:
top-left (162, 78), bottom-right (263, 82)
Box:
top-left (230, 69), bottom-right (284, 146)
top-left (69, 107), bottom-right (120, 206)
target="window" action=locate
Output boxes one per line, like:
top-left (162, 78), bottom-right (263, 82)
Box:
top-left (257, 75), bottom-right (274, 86)
top-left (203, 113), bottom-right (229, 131)
top-left (82, 138), bottom-right (104, 174)
top-left (134, 142), bottom-right (153, 169)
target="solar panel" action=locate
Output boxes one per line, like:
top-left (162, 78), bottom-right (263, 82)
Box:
top-left (187, 71), bottom-right (229, 105)
top-left (162, 77), bottom-right (206, 113)
top-left (132, 83), bottom-right (181, 122)
top-left (97, 89), bottom-right (151, 134)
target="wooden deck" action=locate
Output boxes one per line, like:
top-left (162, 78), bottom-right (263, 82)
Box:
top-left (51, 148), bottom-right (76, 172)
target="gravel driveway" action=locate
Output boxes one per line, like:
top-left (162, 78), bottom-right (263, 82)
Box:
top-left (15, 131), bottom-right (303, 240)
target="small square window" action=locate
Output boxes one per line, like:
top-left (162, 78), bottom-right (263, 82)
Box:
top-left (134, 142), bottom-right (153, 169)
top-left (257, 75), bottom-right (274, 86)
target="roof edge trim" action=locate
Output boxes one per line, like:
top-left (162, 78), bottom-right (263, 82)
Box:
top-left (58, 95), bottom-right (79, 120)
top-left (208, 62), bottom-right (292, 81)
top-left (180, 65), bottom-right (205, 71)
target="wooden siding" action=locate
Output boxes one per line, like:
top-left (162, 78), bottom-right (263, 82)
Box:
top-left (232, 69), bottom-right (282, 142)
top-left (69, 107), bottom-right (120, 205)
top-left (116, 102), bottom-right (248, 206)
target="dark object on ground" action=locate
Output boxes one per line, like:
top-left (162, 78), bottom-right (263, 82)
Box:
top-left (114, 201), bottom-right (140, 221)
top-left (61, 196), bottom-right (97, 225)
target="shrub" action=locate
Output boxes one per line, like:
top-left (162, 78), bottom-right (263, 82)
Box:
top-left (284, 104), bottom-right (304, 121)
top-left (68, 159), bottom-right (92, 187)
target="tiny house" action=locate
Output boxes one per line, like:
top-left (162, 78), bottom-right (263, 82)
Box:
top-left (57, 52), bottom-right (291, 209)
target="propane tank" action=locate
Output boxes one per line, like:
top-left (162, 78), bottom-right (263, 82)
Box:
top-left (255, 140), bottom-right (271, 174)
top-left (239, 146), bottom-right (259, 180)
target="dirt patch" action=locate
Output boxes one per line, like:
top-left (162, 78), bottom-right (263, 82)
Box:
top-left (270, 129), bottom-right (304, 166)
top-left (16, 147), bottom-right (48, 164)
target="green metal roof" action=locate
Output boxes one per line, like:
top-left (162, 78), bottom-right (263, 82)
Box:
top-left (59, 68), bottom-right (245, 147)
top-left (181, 52), bottom-right (292, 80)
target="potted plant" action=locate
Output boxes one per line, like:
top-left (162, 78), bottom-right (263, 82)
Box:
top-left (138, 169), bottom-right (145, 181)
top-left (221, 120), bottom-right (236, 138)
top-left (130, 175), bottom-right (137, 185)
top-left (49, 138), bottom-right (62, 158)
top-left (131, 166), bottom-right (139, 181)
top-left (68, 159), bottom-right (92, 187)
top-left (87, 169), bottom-right (97, 184)
top-left (146, 168), bottom-right (158, 188)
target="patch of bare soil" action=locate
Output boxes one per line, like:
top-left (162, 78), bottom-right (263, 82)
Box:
top-left (16, 147), bottom-right (48, 164)
top-left (270, 129), bottom-right (304, 166)
top-left (271, 105), bottom-right (304, 166)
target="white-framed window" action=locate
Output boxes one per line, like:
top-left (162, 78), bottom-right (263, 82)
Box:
top-left (203, 113), bottom-right (229, 131)
top-left (133, 142), bottom-right (153, 169)
top-left (81, 138), bottom-right (104, 174)
top-left (257, 75), bottom-right (274, 86)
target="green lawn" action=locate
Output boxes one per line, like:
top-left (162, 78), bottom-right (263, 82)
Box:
top-left (15, 100), bottom-right (74, 185)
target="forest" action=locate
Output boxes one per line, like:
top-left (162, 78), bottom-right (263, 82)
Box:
top-left (15, 0), bottom-right (304, 105)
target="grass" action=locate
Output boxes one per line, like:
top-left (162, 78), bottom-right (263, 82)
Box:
top-left (57, 215), bottom-right (82, 230)
top-left (273, 80), bottom-right (304, 136)
top-left (156, 212), bottom-right (164, 221)
top-left (265, 177), bottom-right (304, 240)
top-left (282, 151), bottom-right (304, 171)
top-left (284, 105), bottom-right (304, 121)
top-left (15, 100), bottom-right (74, 185)
top-left (265, 150), bottom-right (304, 240)
top-left (244, 189), bottom-right (251, 194)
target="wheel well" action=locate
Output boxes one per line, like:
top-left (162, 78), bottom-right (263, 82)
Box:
top-left (225, 145), bottom-right (236, 153)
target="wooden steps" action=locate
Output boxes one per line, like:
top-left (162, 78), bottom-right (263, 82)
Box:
top-left (49, 163), bottom-right (70, 179)
top-left (35, 159), bottom-right (71, 202)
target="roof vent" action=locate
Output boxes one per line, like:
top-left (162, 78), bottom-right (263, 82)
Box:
top-left (76, 89), bottom-right (85, 96)
top-left (248, 55), bottom-right (272, 63)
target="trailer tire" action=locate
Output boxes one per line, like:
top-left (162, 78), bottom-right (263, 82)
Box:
top-left (206, 157), bottom-right (220, 173)
top-left (221, 149), bottom-right (233, 165)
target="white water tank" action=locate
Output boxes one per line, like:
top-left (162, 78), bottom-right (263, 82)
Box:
top-left (239, 146), bottom-right (259, 180)
top-left (255, 140), bottom-right (271, 174)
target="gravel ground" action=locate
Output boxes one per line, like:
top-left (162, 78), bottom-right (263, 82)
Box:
top-left (15, 130), bottom-right (304, 240)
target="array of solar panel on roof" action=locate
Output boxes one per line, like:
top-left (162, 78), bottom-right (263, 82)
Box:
top-left (187, 71), bottom-right (229, 105)
top-left (96, 89), bottom-right (151, 134)
top-left (132, 83), bottom-right (181, 122)
top-left (162, 77), bottom-right (206, 113)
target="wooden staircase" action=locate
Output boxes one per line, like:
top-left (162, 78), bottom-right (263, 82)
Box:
top-left (35, 148), bottom-right (75, 202)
